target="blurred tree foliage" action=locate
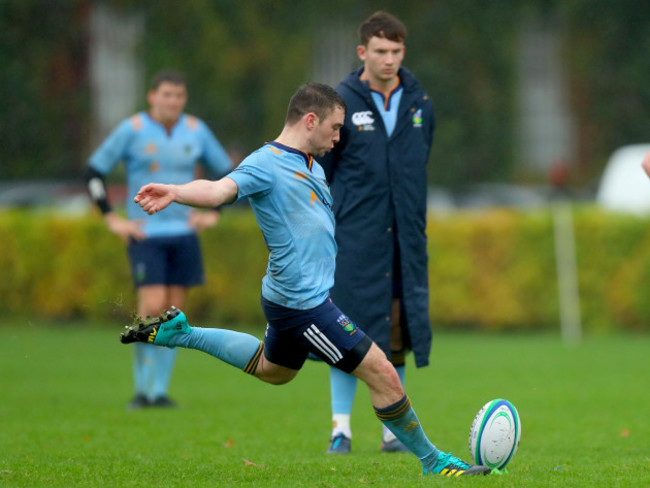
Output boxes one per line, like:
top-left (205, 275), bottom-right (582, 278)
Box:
top-left (558, 0), bottom-right (650, 178)
top-left (2, 0), bottom-right (650, 186)
top-left (0, 1), bottom-right (90, 180)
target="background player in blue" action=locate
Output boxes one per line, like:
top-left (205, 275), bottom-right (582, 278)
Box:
top-left (121, 83), bottom-right (488, 477)
top-left (318, 11), bottom-right (435, 454)
top-left (85, 70), bottom-right (233, 409)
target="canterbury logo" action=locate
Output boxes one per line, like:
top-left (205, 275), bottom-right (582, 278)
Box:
top-left (403, 421), bottom-right (420, 433)
top-left (351, 111), bottom-right (374, 126)
top-left (147, 327), bottom-right (157, 343)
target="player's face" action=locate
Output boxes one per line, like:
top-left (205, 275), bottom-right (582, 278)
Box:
top-left (357, 36), bottom-right (405, 89)
top-left (147, 82), bottom-right (187, 125)
top-left (310, 106), bottom-right (345, 157)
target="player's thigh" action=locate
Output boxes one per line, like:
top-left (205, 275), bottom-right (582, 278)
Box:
top-left (295, 301), bottom-right (372, 373)
top-left (261, 299), bottom-right (371, 373)
top-left (137, 285), bottom-right (168, 316)
top-left (351, 342), bottom-right (403, 394)
top-left (262, 323), bottom-right (311, 371)
top-left (254, 354), bottom-right (300, 385)
top-left (167, 234), bottom-right (205, 287)
top-left (390, 298), bottom-right (403, 350)
top-left (127, 237), bottom-right (168, 287)
top-left (167, 285), bottom-right (187, 309)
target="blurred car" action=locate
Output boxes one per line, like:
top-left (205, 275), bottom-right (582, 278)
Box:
top-left (427, 183), bottom-right (552, 213)
top-left (426, 185), bottom-right (456, 214)
top-left (0, 181), bottom-right (89, 214)
top-left (453, 183), bottom-right (549, 210)
top-left (0, 181), bottom-right (127, 215)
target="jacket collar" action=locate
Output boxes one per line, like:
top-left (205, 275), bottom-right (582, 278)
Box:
top-left (342, 66), bottom-right (420, 97)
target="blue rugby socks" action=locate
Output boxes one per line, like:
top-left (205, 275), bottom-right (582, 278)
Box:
top-left (381, 365), bottom-right (406, 442)
top-left (330, 365), bottom-right (409, 442)
top-left (374, 395), bottom-right (440, 471)
top-left (168, 327), bottom-right (263, 374)
top-left (330, 367), bottom-right (357, 414)
top-left (133, 342), bottom-right (153, 397)
top-left (150, 347), bottom-right (177, 399)
top-left (329, 367), bottom-right (357, 437)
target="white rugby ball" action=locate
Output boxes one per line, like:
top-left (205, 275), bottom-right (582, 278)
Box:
top-left (468, 398), bottom-right (521, 470)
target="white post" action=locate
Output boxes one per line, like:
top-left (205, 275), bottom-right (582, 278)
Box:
top-left (88, 3), bottom-right (144, 150)
top-left (552, 200), bottom-right (582, 344)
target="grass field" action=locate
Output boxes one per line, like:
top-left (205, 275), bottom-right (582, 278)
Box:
top-left (2, 322), bottom-right (650, 487)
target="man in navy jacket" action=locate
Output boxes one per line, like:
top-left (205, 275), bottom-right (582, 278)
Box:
top-left (319, 11), bottom-right (435, 454)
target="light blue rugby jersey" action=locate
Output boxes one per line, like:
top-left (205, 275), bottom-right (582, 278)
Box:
top-left (228, 141), bottom-right (336, 310)
top-left (89, 111), bottom-right (232, 237)
top-left (370, 80), bottom-right (403, 137)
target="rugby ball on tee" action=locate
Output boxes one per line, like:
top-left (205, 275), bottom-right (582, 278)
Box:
top-left (468, 398), bottom-right (521, 470)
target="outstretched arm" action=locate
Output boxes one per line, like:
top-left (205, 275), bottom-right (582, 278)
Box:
top-left (135, 177), bottom-right (239, 215)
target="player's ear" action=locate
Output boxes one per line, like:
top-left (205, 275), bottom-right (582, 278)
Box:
top-left (305, 112), bottom-right (319, 129)
top-left (356, 44), bottom-right (366, 61)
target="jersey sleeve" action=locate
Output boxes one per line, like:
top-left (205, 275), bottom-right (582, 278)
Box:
top-left (227, 152), bottom-right (274, 200)
top-left (88, 118), bottom-right (133, 174)
top-left (198, 120), bottom-right (233, 178)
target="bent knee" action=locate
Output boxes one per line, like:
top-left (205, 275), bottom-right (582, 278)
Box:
top-left (261, 374), bottom-right (293, 386)
top-left (254, 357), bottom-right (299, 385)
top-left (354, 345), bottom-right (402, 387)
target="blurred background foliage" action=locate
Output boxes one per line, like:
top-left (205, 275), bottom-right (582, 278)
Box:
top-left (2, 0), bottom-right (650, 187)
top-left (4, 208), bottom-right (650, 333)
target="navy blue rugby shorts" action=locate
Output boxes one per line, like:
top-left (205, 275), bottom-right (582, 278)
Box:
top-left (261, 297), bottom-right (373, 373)
top-left (127, 234), bottom-right (204, 288)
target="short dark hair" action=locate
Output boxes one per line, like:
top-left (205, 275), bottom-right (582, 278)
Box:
top-left (359, 11), bottom-right (406, 45)
top-left (285, 82), bottom-right (346, 125)
top-left (149, 69), bottom-right (187, 90)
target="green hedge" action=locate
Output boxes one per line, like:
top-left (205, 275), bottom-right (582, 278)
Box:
top-left (429, 207), bottom-right (650, 332)
top-left (2, 207), bottom-right (649, 333)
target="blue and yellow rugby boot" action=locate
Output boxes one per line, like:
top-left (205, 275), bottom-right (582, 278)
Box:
top-left (120, 306), bottom-right (190, 347)
top-left (424, 452), bottom-right (492, 476)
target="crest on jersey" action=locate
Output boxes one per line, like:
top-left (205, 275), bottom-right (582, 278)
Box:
top-left (412, 108), bottom-right (423, 128)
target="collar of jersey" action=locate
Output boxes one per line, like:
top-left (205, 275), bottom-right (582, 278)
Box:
top-left (267, 141), bottom-right (313, 171)
top-left (369, 77), bottom-right (403, 111)
top-left (143, 111), bottom-right (184, 132)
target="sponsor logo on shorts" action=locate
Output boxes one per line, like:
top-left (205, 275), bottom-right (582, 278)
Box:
top-left (136, 262), bottom-right (146, 284)
top-left (337, 315), bottom-right (357, 335)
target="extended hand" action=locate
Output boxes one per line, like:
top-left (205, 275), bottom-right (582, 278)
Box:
top-left (104, 213), bottom-right (145, 242)
top-left (189, 209), bottom-right (220, 232)
top-left (135, 183), bottom-right (176, 215)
